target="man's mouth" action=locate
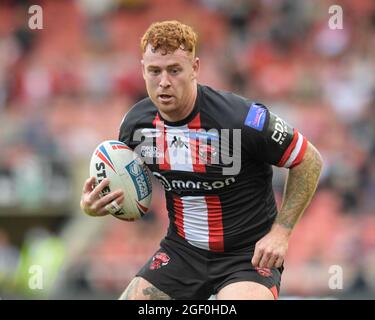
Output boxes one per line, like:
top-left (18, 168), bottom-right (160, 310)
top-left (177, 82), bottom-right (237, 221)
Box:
top-left (158, 94), bottom-right (174, 102)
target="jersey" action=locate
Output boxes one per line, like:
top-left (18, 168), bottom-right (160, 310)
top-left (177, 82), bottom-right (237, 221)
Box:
top-left (119, 84), bottom-right (307, 252)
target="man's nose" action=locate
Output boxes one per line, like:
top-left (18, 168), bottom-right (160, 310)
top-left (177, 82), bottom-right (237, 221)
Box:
top-left (159, 71), bottom-right (171, 88)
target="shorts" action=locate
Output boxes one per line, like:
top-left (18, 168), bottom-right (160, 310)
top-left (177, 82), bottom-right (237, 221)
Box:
top-left (136, 235), bottom-right (283, 300)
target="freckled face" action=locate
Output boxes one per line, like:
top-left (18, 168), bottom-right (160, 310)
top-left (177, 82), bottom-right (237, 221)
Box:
top-left (142, 45), bottom-right (200, 122)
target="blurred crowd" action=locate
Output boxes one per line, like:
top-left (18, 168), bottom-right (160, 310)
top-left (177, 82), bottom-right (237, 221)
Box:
top-left (0, 0), bottom-right (374, 299)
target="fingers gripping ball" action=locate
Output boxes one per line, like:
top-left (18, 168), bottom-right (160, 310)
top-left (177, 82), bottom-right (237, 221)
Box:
top-left (89, 140), bottom-right (152, 221)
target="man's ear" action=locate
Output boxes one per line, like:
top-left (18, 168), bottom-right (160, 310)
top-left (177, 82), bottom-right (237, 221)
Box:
top-left (141, 60), bottom-right (146, 80)
top-left (192, 57), bottom-right (200, 80)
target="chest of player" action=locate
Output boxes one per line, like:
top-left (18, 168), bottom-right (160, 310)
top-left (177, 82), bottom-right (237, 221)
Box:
top-left (135, 126), bottom-right (241, 195)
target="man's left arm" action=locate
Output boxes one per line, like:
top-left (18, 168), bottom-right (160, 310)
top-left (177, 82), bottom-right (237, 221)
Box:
top-left (252, 141), bottom-right (323, 268)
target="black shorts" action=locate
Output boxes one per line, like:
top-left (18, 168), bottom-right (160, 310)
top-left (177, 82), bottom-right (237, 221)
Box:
top-left (136, 235), bottom-right (283, 300)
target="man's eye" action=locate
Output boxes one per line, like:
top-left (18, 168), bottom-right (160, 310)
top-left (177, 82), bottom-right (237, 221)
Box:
top-left (171, 69), bottom-right (180, 74)
top-left (149, 69), bottom-right (160, 75)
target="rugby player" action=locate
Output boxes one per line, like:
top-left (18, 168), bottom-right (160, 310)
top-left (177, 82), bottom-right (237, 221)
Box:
top-left (80, 20), bottom-right (323, 300)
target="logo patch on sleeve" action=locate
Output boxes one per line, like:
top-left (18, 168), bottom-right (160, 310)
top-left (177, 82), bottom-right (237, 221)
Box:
top-left (244, 103), bottom-right (266, 131)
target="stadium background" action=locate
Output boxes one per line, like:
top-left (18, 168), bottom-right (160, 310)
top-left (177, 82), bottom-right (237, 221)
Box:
top-left (0, 0), bottom-right (374, 299)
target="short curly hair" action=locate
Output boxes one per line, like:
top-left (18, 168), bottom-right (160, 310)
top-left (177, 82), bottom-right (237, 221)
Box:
top-left (141, 20), bottom-right (198, 57)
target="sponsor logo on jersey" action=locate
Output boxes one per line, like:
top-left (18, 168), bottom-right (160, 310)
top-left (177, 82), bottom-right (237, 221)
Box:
top-left (245, 103), bottom-right (266, 131)
top-left (270, 113), bottom-right (289, 145)
top-left (152, 172), bottom-right (235, 192)
top-left (150, 252), bottom-right (170, 270)
top-left (140, 145), bottom-right (164, 158)
top-left (170, 136), bottom-right (188, 149)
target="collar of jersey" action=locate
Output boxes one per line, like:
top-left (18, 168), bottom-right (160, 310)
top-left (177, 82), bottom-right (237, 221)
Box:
top-left (157, 84), bottom-right (201, 127)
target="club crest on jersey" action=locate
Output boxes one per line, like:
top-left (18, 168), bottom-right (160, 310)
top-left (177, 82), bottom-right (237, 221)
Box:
top-left (198, 144), bottom-right (217, 163)
top-left (150, 252), bottom-right (170, 270)
top-left (245, 103), bottom-right (266, 131)
top-left (255, 267), bottom-right (272, 277)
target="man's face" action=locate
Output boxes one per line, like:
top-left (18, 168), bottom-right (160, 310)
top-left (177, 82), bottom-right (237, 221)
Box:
top-left (141, 45), bottom-right (199, 120)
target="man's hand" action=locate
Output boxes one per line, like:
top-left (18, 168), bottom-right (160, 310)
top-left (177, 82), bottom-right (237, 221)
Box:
top-left (251, 224), bottom-right (291, 269)
top-left (80, 177), bottom-right (124, 217)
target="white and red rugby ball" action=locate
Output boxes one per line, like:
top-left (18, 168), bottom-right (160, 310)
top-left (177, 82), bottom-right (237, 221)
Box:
top-left (89, 140), bottom-right (152, 221)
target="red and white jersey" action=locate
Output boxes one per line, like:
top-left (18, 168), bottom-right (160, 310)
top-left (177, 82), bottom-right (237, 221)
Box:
top-left (119, 85), bottom-right (307, 252)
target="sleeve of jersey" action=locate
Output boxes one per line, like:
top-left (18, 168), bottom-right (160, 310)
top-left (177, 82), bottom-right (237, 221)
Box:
top-left (243, 103), bottom-right (308, 168)
top-left (118, 113), bottom-right (136, 150)
top-left (275, 128), bottom-right (308, 168)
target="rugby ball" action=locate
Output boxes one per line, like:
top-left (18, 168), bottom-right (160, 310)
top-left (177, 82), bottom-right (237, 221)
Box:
top-left (89, 140), bottom-right (152, 221)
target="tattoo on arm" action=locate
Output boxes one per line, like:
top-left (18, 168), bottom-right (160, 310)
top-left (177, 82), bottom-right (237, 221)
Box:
top-left (276, 142), bottom-right (323, 231)
top-left (142, 286), bottom-right (173, 300)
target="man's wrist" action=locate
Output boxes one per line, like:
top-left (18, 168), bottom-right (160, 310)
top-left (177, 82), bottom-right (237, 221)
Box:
top-left (271, 221), bottom-right (293, 238)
